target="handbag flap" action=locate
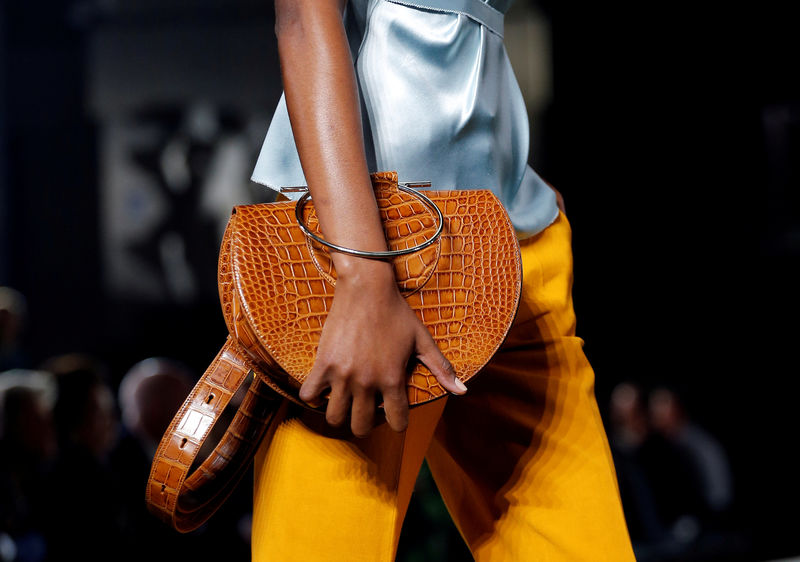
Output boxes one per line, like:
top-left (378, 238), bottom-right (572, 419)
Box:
top-left (222, 172), bottom-right (522, 407)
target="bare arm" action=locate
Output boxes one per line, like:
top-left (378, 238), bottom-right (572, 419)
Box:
top-left (274, 0), bottom-right (465, 437)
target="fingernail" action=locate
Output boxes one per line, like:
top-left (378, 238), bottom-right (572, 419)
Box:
top-left (454, 378), bottom-right (467, 393)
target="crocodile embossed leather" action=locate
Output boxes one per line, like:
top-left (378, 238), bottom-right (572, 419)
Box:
top-left (146, 171), bottom-right (522, 532)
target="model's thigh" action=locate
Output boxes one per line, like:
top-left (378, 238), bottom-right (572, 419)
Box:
top-left (426, 213), bottom-right (635, 561)
top-left (251, 397), bottom-right (446, 562)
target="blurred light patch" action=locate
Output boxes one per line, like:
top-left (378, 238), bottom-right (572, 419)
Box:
top-left (87, 16), bottom-right (279, 302)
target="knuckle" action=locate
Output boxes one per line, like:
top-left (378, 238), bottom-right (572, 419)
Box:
top-left (331, 364), bottom-right (356, 383)
top-left (379, 371), bottom-right (405, 390)
top-left (383, 379), bottom-right (408, 401)
top-left (440, 355), bottom-right (455, 375)
top-left (312, 353), bottom-right (328, 369)
top-left (352, 371), bottom-right (378, 391)
top-left (382, 383), bottom-right (406, 402)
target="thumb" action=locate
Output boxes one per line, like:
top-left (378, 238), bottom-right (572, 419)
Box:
top-left (415, 326), bottom-right (467, 395)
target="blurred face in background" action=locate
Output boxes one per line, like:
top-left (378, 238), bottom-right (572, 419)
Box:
top-left (78, 382), bottom-right (117, 459)
top-left (2, 386), bottom-right (57, 462)
top-left (649, 388), bottom-right (685, 438)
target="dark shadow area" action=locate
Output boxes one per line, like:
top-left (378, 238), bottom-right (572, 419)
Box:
top-left (2, 1), bottom-right (798, 560)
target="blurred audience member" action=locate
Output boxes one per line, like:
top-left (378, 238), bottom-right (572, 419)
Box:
top-left (0, 288), bottom-right (28, 372)
top-left (610, 381), bottom-right (650, 452)
top-left (0, 369), bottom-right (57, 562)
top-left (41, 353), bottom-right (124, 561)
top-left (609, 382), bottom-right (740, 561)
top-left (111, 357), bottom-right (250, 560)
top-left (649, 386), bottom-right (733, 520)
top-left (117, 357), bottom-right (194, 458)
top-left (112, 357), bottom-right (194, 555)
top-left (45, 354), bottom-right (117, 460)
top-left (608, 382), bottom-right (668, 546)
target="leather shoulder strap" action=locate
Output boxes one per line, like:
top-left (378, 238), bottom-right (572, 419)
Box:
top-left (146, 337), bottom-right (283, 532)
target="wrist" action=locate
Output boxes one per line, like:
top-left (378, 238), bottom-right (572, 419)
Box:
top-left (333, 255), bottom-right (396, 291)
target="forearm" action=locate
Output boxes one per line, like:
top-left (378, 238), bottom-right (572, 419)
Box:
top-left (275, 0), bottom-right (390, 280)
top-left (275, 0), bottom-right (463, 434)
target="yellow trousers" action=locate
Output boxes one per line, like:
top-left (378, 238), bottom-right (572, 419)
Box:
top-left (252, 212), bottom-right (635, 561)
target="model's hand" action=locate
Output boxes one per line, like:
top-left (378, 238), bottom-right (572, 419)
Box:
top-left (299, 260), bottom-right (466, 437)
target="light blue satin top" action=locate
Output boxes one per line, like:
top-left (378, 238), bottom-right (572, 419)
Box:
top-left (251, 0), bottom-right (558, 234)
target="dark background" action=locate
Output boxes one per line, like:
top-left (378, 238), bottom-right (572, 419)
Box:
top-left (2, 0), bottom-right (799, 560)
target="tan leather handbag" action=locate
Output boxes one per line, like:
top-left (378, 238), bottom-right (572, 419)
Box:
top-left (145, 171), bottom-right (522, 532)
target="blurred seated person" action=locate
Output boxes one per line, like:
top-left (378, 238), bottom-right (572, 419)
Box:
top-left (608, 382), bottom-right (667, 546)
top-left (649, 387), bottom-right (733, 521)
top-left (610, 383), bottom-right (737, 560)
top-left (609, 381), bottom-right (650, 453)
top-left (41, 353), bottom-right (123, 561)
top-left (117, 357), bottom-right (194, 460)
top-left (0, 369), bottom-right (57, 562)
top-left (0, 287), bottom-right (28, 372)
top-left (112, 357), bottom-right (250, 559)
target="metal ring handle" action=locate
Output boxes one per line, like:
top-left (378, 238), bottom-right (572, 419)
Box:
top-left (294, 184), bottom-right (444, 259)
